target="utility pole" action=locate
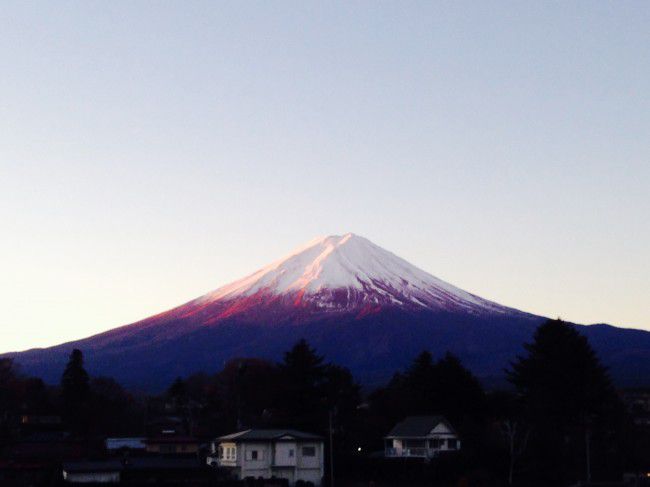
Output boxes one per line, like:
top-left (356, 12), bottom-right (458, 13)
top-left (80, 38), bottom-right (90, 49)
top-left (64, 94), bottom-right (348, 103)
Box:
top-left (236, 361), bottom-right (245, 430)
top-left (328, 409), bottom-right (334, 487)
top-left (585, 426), bottom-right (591, 484)
top-left (584, 414), bottom-right (594, 485)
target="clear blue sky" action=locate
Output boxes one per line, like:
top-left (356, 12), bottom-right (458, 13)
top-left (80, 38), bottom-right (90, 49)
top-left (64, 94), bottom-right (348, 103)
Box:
top-left (1, 1), bottom-right (649, 352)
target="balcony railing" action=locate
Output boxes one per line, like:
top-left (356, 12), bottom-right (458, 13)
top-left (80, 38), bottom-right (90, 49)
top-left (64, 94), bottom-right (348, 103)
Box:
top-left (385, 447), bottom-right (437, 458)
top-left (212, 457), bottom-right (237, 467)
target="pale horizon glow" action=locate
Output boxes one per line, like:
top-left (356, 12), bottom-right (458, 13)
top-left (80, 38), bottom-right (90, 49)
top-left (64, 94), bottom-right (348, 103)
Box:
top-left (1, 2), bottom-right (649, 353)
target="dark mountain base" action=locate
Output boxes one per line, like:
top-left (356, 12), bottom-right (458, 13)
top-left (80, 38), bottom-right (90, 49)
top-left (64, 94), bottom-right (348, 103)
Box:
top-left (8, 310), bottom-right (650, 391)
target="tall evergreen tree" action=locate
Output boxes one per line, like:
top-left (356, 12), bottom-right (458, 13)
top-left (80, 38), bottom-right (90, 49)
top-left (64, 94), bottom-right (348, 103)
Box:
top-left (508, 319), bottom-right (627, 483)
top-left (280, 338), bottom-right (326, 390)
top-left (168, 377), bottom-right (188, 407)
top-left (61, 349), bottom-right (90, 431)
top-left (368, 349), bottom-right (487, 459)
top-left (403, 351), bottom-right (437, 412)
top-left (433, 352), bottom-right (486, 424)
top-left (0, 358), bottom-right (18, 445)
top-left (276, 339), bottom-right (327, 428)
top-left (274, 339), bottom-right (361, 438)
top-left (509, 319), bottom-right (617, 425)
top-left (373, 350), bottom-right (485, 423)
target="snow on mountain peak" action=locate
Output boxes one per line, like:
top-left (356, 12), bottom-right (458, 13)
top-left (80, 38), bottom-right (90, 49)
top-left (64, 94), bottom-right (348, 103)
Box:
top-left (199, 233), bottom-right (512, 314)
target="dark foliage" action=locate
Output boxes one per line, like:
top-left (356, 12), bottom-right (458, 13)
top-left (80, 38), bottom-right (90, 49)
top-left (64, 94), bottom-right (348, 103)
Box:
top-left (88, 376), bottom-right (145, 436)
top-left (1, 324), bottom-right (647, 487)
top-left (368, 350), bottom-right (487, 445)
top-left (60, 349), bottom-right (90, 432)
top-left (508, 318), bottom-right (630, 484)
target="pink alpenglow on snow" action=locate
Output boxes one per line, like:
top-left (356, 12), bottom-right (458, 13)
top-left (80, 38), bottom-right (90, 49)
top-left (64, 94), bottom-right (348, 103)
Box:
top-left (193, 233), bottom-right (518, 315)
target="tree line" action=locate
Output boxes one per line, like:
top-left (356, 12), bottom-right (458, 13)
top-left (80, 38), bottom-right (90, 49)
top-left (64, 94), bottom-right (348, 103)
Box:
top-left (0, 319), bottom-right (643, 486)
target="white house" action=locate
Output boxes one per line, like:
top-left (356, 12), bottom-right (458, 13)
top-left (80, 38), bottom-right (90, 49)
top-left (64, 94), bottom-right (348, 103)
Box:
top-left (208, 429), bottom-right (325, 486)
top-left (385, 416), bottom-right (460, 460)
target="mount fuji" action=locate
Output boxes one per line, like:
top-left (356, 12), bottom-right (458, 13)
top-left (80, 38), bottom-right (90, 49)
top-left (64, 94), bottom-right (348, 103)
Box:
top-left (8, 233), bottom-right (650, 390)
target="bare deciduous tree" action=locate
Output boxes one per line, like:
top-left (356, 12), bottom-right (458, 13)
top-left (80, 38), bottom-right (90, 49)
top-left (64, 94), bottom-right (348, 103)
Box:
top-left (502, 419), bottom-right (531, 485)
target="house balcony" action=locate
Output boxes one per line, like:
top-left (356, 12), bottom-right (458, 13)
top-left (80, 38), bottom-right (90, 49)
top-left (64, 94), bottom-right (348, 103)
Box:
top-left (385, 447), bottom-right (438, 458)
top-left (206, 456), bottom-right (237, 468)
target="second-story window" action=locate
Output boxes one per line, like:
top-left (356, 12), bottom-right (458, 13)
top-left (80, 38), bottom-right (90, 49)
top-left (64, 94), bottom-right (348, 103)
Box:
top-left (246, 449), bottom-right (261, 461)
top-left (302, 446), bottom-right (316, 457)
top-left (225, 447), bottom-right (236, 460)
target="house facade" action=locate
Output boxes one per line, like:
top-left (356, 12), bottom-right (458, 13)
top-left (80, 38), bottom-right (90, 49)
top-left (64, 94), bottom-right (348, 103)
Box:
top-left (385, 416), bottom-right (460, 460)
top-left (208, 429), bottom-right (324, 486)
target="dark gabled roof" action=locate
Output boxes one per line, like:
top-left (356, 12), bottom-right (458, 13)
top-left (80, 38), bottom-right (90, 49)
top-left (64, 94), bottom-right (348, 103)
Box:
top-left (217, 429), bottom-right (323, 442)
top-left (385, 416), bottom-right (456, 438)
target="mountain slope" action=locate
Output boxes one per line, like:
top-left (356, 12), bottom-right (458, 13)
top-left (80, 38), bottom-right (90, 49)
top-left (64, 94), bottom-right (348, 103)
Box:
top-left (7, 233), bottom-right (650, 390)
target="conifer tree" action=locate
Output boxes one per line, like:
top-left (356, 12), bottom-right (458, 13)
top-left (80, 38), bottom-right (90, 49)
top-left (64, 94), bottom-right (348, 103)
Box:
top-left (508, 319), bottom-right (619, 427)
top-left (508, 319), bottom-right (626, 482)
top-left (61, 349), bottom-right (90, 432)
top-left (277, 339), bottom-right (327, 427)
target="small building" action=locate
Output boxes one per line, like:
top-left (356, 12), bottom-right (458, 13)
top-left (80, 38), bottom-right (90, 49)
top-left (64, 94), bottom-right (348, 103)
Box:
top-left (19, 414), bottom-right (64, 436)
top-left (621, 388), bottom-right (650, 426)
top-left (62, 460), bottom-right (122, 483)
top-left (20, 414), bottom-right (63, 427)
top-left (385, 416), bottom-right (460, 460)
top-left (105, 437), bottom-right (147, 454)
top-left (145, 435), bottom-right (200, 455)
top-left (208, 429), bottom-right (324, 486)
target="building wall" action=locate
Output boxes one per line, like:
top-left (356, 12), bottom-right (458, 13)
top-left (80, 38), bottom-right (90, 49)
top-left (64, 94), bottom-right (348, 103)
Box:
top-left (213, 441), bottom-right (325, 486)
top-left (240, 441), bottom-right (272, 476)
top-left (273, 467), bottom-right (295, 484)
top-left (297, 468), bottom-right (323, 486)
top-left (274, 441), bottom-right (297, 466)
top-left (297, 442), bottom-right (323, 470)
top-left (215, 439), bottom-right (324, 486)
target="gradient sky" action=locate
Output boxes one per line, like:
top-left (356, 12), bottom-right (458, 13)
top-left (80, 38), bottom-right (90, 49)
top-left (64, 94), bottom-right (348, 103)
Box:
top-left (1, 1), bottom-right (649, 353)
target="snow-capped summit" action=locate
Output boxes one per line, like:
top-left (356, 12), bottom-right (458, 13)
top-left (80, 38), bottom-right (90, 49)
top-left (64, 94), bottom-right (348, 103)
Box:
top-left (198, 233), bottom-right (512, 314)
